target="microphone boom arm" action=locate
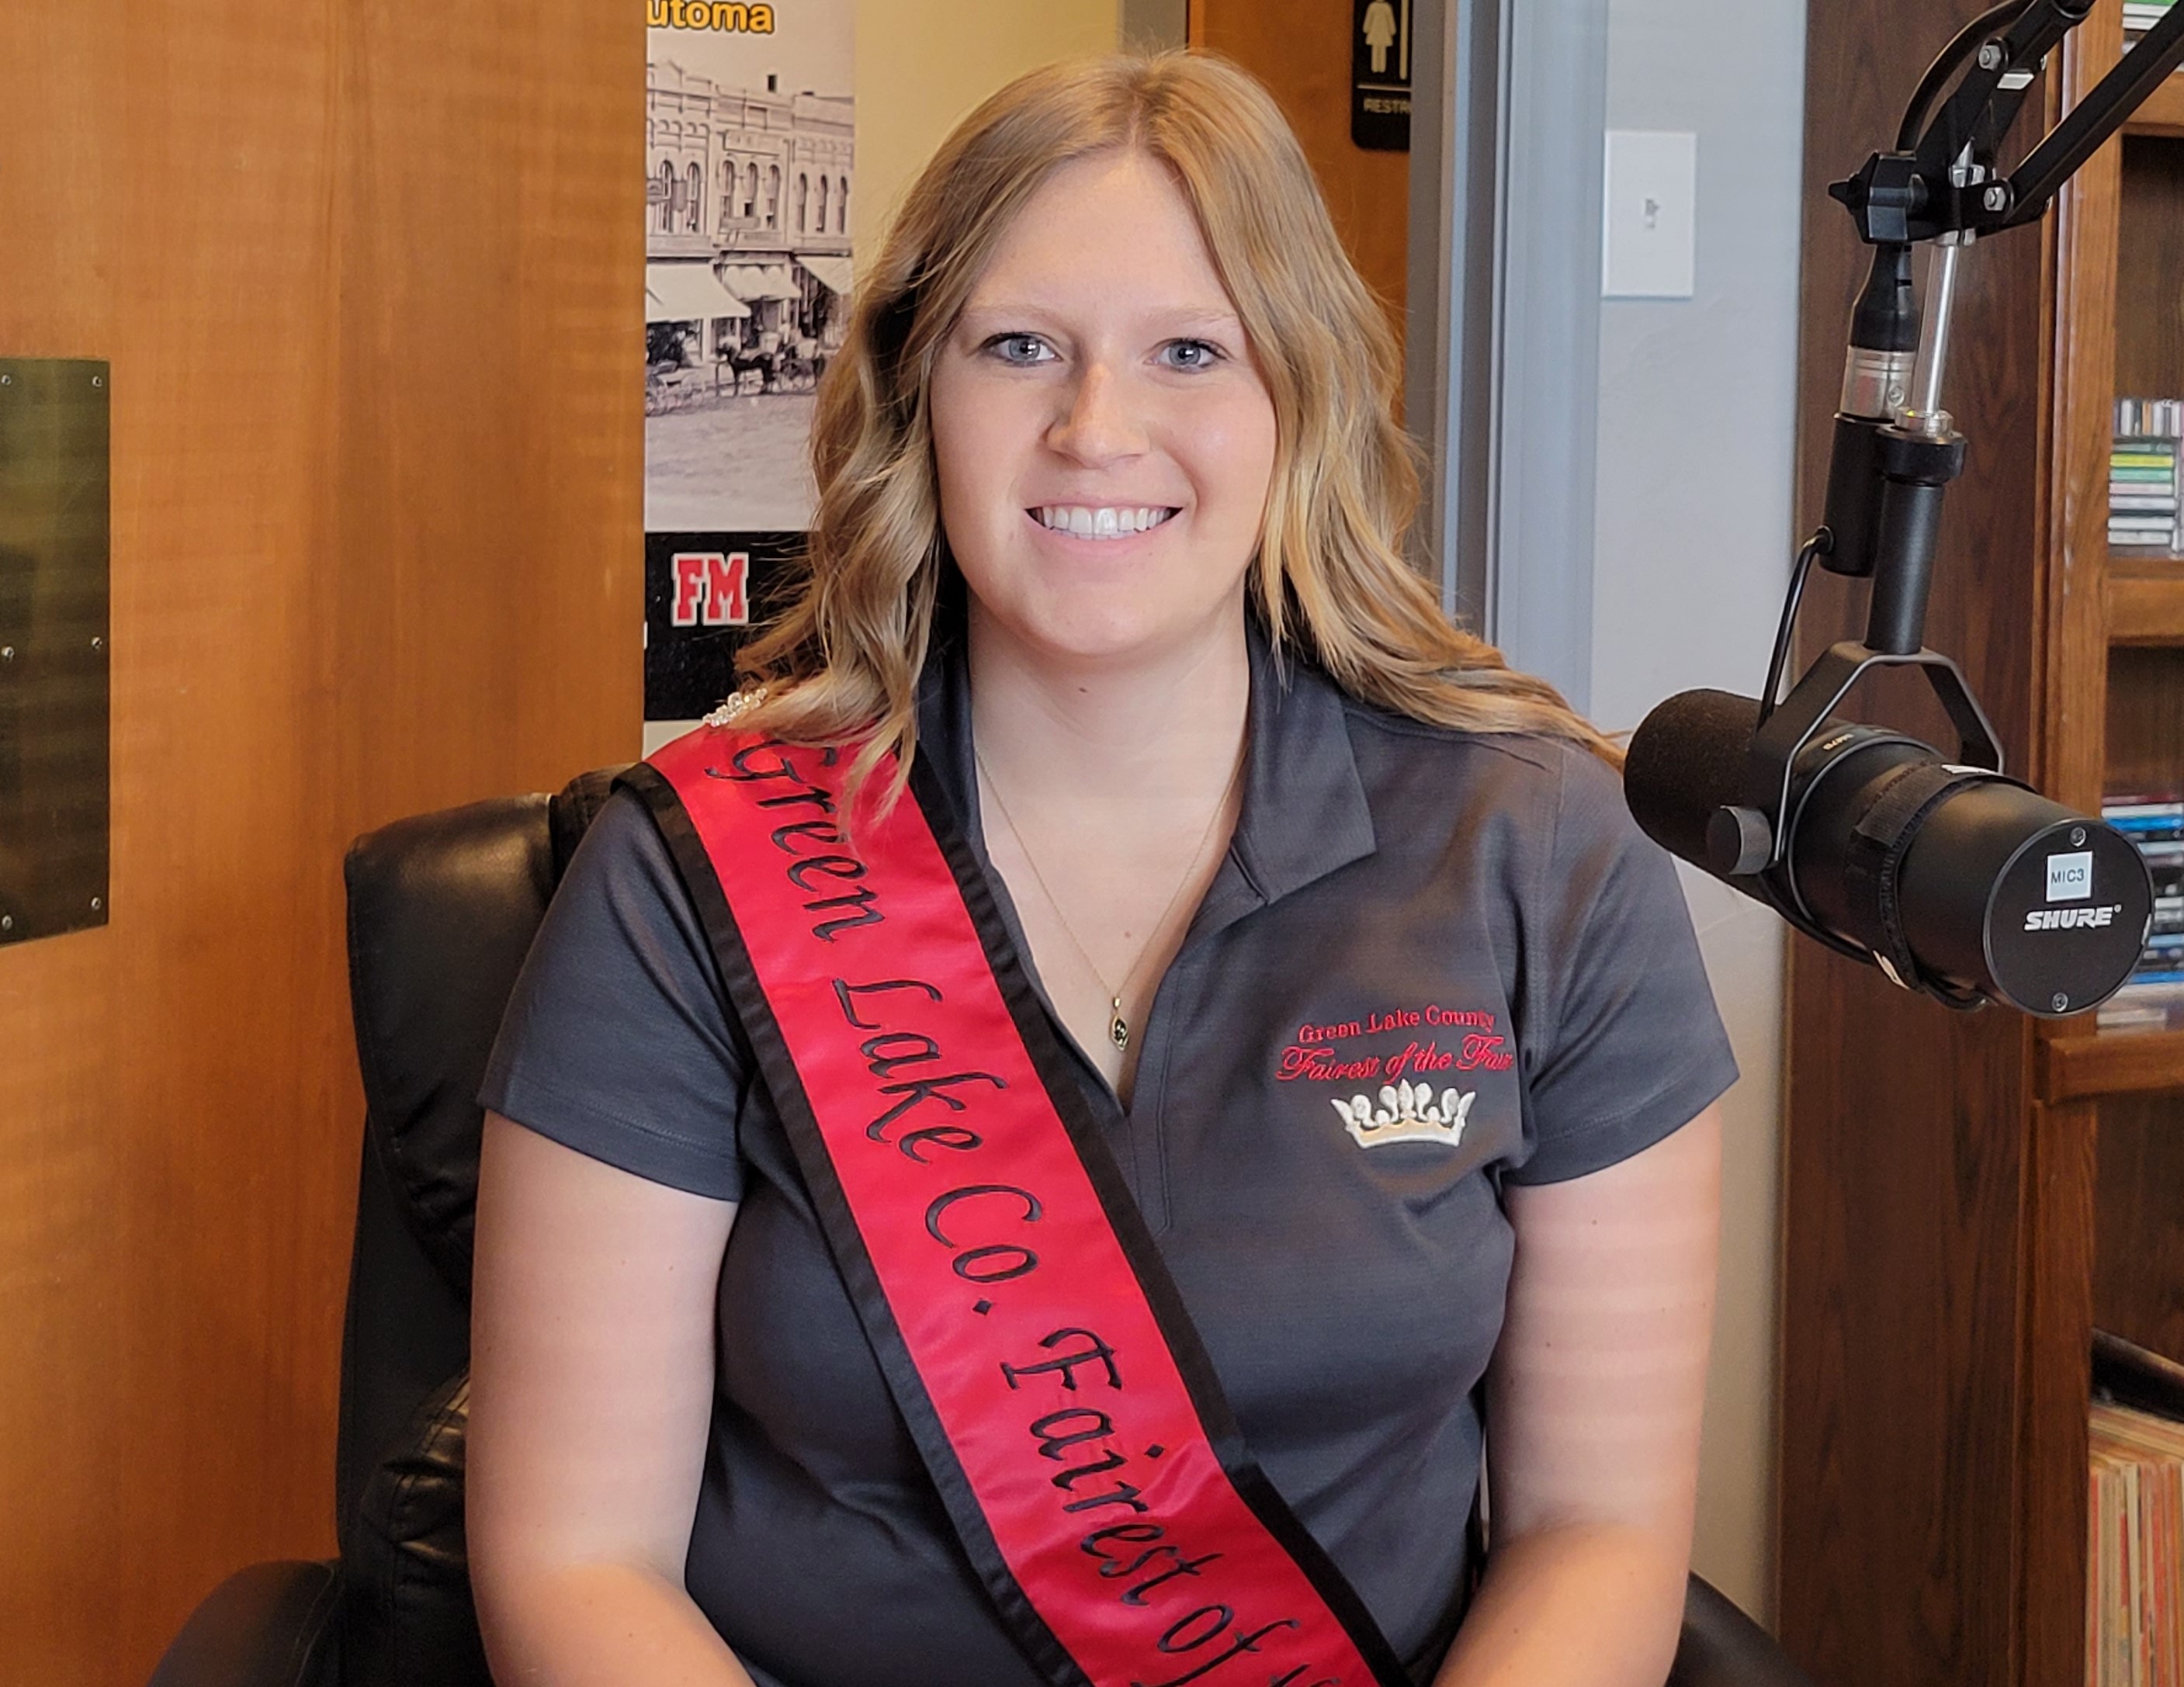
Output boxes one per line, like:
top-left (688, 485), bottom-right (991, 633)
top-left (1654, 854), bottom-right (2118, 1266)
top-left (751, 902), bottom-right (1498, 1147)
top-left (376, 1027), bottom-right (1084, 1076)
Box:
top-left (2005, 2), bottom-right (2184, 224)
top-left (1831, 0), bottom-right (2184, 245)
top-left (1706, 1), bottom-right (2183, 1007)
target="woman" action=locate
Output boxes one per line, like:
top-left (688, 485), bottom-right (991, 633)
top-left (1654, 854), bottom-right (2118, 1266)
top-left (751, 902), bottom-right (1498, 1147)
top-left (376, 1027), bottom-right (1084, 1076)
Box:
top-left (469, 51), bottom-right (1732, 1687)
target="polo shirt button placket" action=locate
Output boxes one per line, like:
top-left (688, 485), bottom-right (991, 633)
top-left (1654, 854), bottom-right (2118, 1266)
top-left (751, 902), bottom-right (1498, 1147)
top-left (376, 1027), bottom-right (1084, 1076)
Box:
top-left (1123, 944), bottom-right (1198, 1238)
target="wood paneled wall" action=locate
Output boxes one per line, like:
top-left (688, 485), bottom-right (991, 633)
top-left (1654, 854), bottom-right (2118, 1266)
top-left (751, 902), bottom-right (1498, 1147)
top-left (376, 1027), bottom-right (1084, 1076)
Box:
top-left (1189, 0), bottom-right (1410, 353)
top-left (2095, 1094), bottom-right (2184, 1363)
top-left (0, 4), bottom-right (643, 1681)
top-left (1779, 7), bottom-right (2123, 1686)
top-left (2117, 137), bottom-right (2184, 400)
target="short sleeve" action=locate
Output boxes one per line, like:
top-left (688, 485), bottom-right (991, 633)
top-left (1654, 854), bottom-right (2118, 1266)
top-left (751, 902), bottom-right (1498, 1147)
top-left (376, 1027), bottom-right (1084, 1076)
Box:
top-left (479, 786), bottom-right (749, 1200)
top-left (1504, 744), bottom-right (1739, 1186)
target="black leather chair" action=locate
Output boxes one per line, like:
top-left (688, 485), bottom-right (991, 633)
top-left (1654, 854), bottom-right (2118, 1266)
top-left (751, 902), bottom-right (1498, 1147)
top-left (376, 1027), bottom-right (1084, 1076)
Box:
top-left (148, 771), bottom-right (1816, 1687)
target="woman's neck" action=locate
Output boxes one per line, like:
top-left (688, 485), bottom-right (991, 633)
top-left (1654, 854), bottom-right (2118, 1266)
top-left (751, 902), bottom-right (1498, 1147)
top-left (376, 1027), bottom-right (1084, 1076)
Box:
top-left (964, 600), bottom-right (1252, 810)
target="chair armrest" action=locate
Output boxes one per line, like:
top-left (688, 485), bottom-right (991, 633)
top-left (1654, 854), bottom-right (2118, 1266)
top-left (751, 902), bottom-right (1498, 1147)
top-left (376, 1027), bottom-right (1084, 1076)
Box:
top-left (1669, 1575), bottom-right (1813, 1687)
top-left (147, 1561), bottom-right (339, 1687)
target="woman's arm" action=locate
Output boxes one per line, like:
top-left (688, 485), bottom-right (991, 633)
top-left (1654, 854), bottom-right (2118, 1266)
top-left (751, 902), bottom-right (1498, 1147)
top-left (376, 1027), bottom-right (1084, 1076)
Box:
top-left (468, 1111), bottom-right (756, 1685)
top-left (1435, 1103), bottom-right (1724, 1687)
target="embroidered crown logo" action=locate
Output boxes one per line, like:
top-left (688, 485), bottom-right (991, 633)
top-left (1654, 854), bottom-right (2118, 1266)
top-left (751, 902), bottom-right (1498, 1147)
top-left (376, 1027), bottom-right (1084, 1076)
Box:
top-left (1332, 1082), bottom-right (1476, 1149)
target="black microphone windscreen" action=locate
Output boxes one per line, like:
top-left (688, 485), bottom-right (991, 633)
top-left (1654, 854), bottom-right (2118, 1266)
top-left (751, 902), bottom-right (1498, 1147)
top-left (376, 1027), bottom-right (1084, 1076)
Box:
top-left (1624, 689), bottom-right (1765, 870)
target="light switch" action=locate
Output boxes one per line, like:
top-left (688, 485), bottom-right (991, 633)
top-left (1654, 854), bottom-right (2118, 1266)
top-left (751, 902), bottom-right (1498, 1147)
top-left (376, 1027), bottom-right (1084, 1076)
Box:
top-left (1602, 130), bottom-right (1697, 299)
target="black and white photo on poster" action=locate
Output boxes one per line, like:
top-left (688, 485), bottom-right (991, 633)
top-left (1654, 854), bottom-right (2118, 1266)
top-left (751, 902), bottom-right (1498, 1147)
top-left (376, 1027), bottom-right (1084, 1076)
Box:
top-left (645, 0), bottom-right (852, 744)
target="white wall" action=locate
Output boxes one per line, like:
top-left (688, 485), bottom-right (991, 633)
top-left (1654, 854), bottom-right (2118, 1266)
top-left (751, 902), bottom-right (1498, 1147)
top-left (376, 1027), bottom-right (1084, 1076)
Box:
top-left (1591, 0), bottom-right (1809, 1625)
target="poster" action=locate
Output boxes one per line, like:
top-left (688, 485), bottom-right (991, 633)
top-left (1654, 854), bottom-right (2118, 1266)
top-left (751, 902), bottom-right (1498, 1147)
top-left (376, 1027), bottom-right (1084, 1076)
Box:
top-left (643, 0), bottom-right (855, 747)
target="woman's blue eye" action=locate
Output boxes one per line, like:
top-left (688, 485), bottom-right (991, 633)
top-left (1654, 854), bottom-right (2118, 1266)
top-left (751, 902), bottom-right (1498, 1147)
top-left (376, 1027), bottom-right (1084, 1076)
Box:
top-left (990, 334), bottom-right (1050, 365)
top-left (1160, 339), bottom-right (1223, 371)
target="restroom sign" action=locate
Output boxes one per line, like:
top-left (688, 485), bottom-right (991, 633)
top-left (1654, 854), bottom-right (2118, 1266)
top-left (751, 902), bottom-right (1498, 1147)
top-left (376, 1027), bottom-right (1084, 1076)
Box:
top-left (1352, 0), bottom-right (1411, 151)
top-left (671, 550), bottom-right (751, 626)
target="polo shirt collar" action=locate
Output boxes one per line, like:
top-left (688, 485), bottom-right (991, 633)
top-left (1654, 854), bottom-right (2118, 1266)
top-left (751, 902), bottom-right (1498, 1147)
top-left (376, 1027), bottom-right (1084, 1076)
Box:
top-left (916, 608), bottom-right (1378, 920)
top-left (1215, 616), bottom-right (1378, 916)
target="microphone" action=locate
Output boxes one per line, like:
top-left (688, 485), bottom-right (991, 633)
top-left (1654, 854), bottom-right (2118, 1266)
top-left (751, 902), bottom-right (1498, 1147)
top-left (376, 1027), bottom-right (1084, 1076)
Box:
top-left (1617, 2), bottom-right (2184, 1020)
top-left (1626, 688), bottom-right (2155, 1017)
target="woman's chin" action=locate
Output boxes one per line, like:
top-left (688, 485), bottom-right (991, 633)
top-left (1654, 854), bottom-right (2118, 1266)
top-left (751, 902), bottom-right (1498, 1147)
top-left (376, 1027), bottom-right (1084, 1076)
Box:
top-left (977, 591), bottom-right (1245, 674)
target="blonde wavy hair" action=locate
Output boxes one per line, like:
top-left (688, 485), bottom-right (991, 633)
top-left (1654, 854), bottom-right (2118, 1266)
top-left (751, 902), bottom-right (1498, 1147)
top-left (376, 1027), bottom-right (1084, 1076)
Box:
top-left (735, 50), bottom-right (1619, 788)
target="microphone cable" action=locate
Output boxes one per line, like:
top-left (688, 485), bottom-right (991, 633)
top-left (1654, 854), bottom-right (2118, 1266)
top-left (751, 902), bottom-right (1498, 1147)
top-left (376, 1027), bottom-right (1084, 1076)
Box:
top-left (1756, 528), bottom-right (1831, 734)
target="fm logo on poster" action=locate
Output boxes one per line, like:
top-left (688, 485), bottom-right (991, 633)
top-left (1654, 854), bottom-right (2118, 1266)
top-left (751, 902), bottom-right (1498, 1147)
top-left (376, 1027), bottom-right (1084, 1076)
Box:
top-left (672, 551), bottom-right (751, 627)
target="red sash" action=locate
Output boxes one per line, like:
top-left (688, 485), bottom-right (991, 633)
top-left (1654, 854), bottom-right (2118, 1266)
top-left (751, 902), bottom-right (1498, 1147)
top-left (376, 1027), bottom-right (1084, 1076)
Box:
top-left (629, 729), bottom-right (1410, 1687)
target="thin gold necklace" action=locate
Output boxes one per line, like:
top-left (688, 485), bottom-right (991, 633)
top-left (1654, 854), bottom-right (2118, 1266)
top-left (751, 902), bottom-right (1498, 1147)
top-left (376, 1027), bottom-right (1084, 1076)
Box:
top-left (974, 743), bottom-right (1243, 1054)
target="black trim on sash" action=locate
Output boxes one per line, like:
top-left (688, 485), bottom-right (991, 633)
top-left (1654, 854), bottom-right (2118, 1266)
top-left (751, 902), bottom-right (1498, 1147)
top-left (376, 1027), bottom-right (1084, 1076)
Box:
top-left (903, 756), bottom-right (1414, 1687)
top-left (622, 754), bottom-right (1413, 1687)
top-left (622, 761), bottom-right (1091, 1687)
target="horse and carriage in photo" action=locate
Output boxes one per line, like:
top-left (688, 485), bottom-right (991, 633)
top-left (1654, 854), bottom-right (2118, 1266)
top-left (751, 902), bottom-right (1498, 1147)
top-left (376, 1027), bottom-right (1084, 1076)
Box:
top-left (646, 333), bottom-right (829, 414)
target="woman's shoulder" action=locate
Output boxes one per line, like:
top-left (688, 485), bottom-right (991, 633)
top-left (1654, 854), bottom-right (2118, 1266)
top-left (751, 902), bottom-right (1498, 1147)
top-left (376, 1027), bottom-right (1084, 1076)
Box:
top-left (579, 778), bottom-right (670, 847)
top-left (480, 778), bottom-right (748, 1200)
top-left (525, 780), bottom-right (729, 1013)
top-left (1323, 694), bottom-right (1678, 941)
top-left (1334, 694), bottom-right (1624, 833)
top-left (561, 781), bottom-right (698, 906)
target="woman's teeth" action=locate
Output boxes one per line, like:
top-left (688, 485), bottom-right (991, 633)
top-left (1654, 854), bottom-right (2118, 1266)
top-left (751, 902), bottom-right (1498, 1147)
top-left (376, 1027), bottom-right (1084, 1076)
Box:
top-left (1032, 505), bottom-right (1177, 539)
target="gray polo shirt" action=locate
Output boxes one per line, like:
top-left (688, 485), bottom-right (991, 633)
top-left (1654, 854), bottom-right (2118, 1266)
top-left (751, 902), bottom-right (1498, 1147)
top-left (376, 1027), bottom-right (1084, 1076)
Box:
top-left (480, 622), bottom-right (1738, 1687)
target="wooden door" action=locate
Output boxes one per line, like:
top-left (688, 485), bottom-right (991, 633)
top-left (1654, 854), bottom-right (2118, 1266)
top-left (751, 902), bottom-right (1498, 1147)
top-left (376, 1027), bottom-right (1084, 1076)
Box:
top-left (0, 5), bottom-right (643, 1680)
top-left (1190, 0), bottom-right (1411, 352)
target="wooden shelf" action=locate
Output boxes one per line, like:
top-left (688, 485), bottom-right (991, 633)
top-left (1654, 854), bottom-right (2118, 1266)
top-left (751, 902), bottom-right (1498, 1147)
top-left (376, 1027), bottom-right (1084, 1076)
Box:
top-left (2096, 1328), bottom-right (2184, 1415)
top-left (2126, 72), bottom-right (2184, 139)
top-left (1784, 17), bottom-right (2184, 1686)
top-left (2109, 554), bottom-right (2184, 643)
top-left (2041, 1026), bottom-right (2184, 1100)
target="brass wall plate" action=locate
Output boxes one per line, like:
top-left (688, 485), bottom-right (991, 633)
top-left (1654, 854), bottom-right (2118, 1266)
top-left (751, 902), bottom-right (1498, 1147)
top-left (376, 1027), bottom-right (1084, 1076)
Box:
top-left (0, 359), bottom-right (110, 946)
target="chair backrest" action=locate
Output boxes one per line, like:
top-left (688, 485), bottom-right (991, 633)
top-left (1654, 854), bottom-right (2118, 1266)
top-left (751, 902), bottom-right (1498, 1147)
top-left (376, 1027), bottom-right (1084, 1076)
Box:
top-left (332, 767), bottom-right (624, 1684)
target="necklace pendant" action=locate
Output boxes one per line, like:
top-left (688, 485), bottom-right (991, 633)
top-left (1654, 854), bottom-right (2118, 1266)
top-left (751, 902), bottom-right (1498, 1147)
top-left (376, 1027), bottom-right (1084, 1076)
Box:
top-left (1109, 996), bottom-right (1130, 1052)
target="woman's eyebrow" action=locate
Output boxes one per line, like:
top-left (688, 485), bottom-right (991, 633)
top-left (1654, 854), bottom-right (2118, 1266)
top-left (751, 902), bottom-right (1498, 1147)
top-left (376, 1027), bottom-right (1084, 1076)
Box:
top-left (1154, 307), bottom-right (1244, 332)
top-left (956, 301), bottom-right (1244, 334)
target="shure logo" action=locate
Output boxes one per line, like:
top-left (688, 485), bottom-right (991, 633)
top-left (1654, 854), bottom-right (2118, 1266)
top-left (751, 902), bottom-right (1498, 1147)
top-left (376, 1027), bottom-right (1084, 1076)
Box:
top-left (2023, 905), bottom-right (2121, 932)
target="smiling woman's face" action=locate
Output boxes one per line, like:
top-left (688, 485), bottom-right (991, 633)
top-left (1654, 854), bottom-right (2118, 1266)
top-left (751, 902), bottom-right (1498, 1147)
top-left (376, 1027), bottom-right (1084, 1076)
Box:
top-left (927, 148), bottom-right (1278, 670)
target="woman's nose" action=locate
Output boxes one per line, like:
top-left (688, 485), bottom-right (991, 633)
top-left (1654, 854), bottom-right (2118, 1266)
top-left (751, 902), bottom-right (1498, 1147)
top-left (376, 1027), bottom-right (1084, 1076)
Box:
top-left (1045, 362), bottom-right (1146, 466)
